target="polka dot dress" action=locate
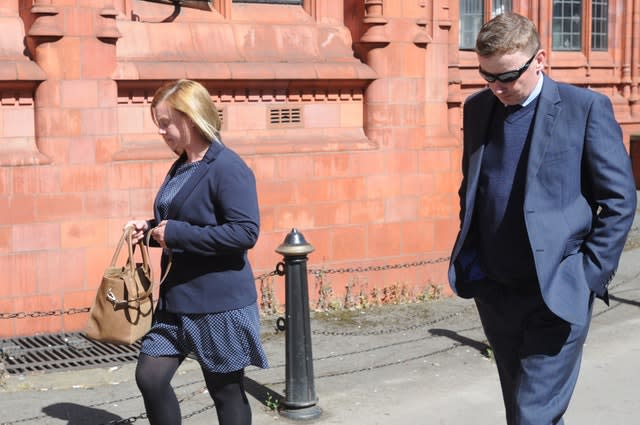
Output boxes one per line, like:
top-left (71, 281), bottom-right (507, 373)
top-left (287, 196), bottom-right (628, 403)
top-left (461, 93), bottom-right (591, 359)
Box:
top-left (143, 157), bottom-right (269, 373)
top-left (141, 304), bottom-right (269, 373)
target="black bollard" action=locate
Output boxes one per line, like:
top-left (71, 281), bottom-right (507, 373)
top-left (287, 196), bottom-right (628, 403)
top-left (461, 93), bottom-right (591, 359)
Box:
top-left (275, 228), bottom-right (322, 420)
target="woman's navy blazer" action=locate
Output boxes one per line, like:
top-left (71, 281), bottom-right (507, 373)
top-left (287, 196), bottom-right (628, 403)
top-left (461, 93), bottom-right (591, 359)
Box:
top-left (147, 142), bottom-right (260, 314)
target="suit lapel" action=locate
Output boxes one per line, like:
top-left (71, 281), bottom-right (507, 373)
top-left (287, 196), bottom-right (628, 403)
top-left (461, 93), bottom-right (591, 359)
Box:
top-left (464, 93), bottom-right (496, 220)
top-left (526, 76), bottom-right (562, 192)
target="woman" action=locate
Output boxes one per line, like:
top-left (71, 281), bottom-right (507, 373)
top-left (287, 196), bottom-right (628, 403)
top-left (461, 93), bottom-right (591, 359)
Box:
top-left (126, 79), bottom-right (268, 425)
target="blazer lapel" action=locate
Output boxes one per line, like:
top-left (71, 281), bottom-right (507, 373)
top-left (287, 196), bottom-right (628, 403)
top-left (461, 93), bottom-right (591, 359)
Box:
top-left (463, 93), bottom-right (496, 221)
top-left (526, 76), bottom-right (562, 192)
top-left (164, 142), bottom-right (224, 220)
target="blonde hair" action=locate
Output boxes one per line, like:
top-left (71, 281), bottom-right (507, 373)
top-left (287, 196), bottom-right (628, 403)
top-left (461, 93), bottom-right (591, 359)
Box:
top-left (151, 79), bottom-right (222, 144)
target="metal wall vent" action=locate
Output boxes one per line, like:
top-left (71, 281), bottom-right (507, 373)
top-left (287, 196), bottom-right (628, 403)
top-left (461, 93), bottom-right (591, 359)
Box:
top-left (0, 333), bottom-right (139, 375)
top-left (269, 107), bottom-right (302, 127)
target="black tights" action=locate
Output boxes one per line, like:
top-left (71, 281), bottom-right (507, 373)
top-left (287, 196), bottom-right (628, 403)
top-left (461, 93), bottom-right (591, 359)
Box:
top-left (135, 353), bottom-right (251, 425)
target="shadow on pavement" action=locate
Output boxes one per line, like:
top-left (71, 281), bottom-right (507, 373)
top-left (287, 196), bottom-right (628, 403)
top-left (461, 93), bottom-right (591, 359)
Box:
top-left (429, 328), bottom-right (492, 357)
top-left (608, 294), bottom-right (640, 308)
top-left (42, 403), bottom-right (122, 425)
top-left (244, 376), bottom-right (284, 409)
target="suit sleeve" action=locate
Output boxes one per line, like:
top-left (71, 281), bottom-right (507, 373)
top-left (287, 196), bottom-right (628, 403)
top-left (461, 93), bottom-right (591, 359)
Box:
top-left (163, 155), bottom-right (260, 256)
top-left (580, 94), bottom-right (637, 294)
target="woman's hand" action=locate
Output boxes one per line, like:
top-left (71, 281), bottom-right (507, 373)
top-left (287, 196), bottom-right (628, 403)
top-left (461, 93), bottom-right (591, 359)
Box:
top-left (125, 220), bottom-right (148, 244)
top-left (151, 220), bottom-right (168, 249)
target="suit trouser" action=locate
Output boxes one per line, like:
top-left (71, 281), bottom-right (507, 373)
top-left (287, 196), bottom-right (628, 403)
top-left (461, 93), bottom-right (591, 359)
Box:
top-left (474, 283), bottom-right (593, 425)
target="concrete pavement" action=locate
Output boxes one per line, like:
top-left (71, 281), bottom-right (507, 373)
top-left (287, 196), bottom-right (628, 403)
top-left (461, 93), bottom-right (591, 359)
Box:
top-left (1, 247), bottom-right (639, 425)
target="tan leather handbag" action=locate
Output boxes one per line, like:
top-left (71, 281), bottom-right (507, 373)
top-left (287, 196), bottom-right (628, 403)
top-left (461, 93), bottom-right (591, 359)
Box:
top-left (85, 226), bottom-right (154, 345)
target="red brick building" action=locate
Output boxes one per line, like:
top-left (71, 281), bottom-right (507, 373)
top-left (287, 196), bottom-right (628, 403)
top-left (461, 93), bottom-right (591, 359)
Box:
top-left (1, 0), bottom-right (638, 337)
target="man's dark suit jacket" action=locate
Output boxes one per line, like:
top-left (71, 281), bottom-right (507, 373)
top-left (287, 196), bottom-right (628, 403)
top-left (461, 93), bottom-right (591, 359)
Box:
top-left (147, 141), bottom-right (260, 314)
top-left (449, 75), bottom-right (637, 325)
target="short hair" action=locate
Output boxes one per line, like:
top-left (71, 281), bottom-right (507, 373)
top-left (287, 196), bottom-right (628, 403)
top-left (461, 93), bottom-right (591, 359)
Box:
top-left (475, 13), bottom-right (541, 58)
top-left (151, 79), bottom-right (222, 144)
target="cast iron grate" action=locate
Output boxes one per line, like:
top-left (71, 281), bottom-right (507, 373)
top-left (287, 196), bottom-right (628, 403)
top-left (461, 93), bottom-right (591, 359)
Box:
top-left (0, 333), bottom-right (140, 375)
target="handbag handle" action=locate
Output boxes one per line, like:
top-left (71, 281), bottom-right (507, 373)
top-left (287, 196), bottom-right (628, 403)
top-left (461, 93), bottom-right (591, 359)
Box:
top-left (106, 225), bottom-right (174, 309)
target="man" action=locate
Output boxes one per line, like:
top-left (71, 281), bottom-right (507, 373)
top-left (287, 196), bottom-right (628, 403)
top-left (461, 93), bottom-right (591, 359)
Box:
top-left (448, 13), bottom-right (637, 425)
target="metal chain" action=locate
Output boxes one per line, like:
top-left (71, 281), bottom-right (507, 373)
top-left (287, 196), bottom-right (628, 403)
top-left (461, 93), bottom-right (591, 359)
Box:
top-left (308, 256), bottom-right (450, 276)
top-left (0, 257), bottom-right (449, 320)
top-left (0, 263), bottom-right (286, 320)
top-left (0, 307), bottom-right (89, 320)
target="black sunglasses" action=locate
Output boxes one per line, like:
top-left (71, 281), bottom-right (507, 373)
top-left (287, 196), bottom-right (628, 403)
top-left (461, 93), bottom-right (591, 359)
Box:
top-left (478, 52), bottom-right (537, 83)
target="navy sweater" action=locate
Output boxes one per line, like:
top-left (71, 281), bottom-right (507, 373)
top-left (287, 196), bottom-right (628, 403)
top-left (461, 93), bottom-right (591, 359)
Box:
top-left (474, 100), bottom-right (539, 287)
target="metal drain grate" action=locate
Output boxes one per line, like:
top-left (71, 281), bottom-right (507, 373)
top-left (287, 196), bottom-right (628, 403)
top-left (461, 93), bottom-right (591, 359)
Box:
top-left (0, 332), bottom-right (140, 375)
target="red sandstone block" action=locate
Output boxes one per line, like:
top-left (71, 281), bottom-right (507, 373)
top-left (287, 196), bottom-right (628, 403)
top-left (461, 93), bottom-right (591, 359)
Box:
top-left (36, 137), bottom-right (70, 164)
top-left (400, 174), bottom-right (436, 196)
top-left (340, 102), bottom-right (363, 128)
top-left (258, 207), bottom-right (275, 233)
top-left (349, 199), bottom-right (385, 224)
top-left (36, 166), bottom-right (62, 194)
top-left (108, 162), bottom-right (153, 190)
top-left (330, 225), bottom-right (367, 261)
top-left (329, 177), bottom-right (367, 201)
top-left (0, 298), bottom-right (15, 337)
top-left (64, 7), bottom-right (94, 36)
top-left (385, 196), bottom-right (419, 222)
top-left (313, 202), bottom-right (350, 226)
top-left (418, 193), bottom-right (456, 219)
top-left (11, 166), bottom-right (39, 194)
top-left (60, 164), bottom-right (107, 192)
top-left (368, 222), bottom-right (404, 257)
top-left (117, 104), bottom-right (147, 134)
top-left (272, 204), bottom-right (316, 231)
top-left (95, 136), bottom-right (120, 163)
top-left (304, 103), bottom-right (340, 128)
top-left (36, 108), bottom-right (82, 137)
top-left (12, 222), bottom-right (60, 252)
top-left (2, 107), bottom-right (35, 137)
top-left (256, 180), bottom-right (295, 207)
top-left (418, 149), bottom-right (454, 173)
top-left (434, 218), bottom-right (459, 252)
top-left (366, 174), bottom-right (403, 199)
top-left (0, 167), bottom-right (8, 194)
top-left (35, 249), bottom-right (85, 294)
top-left (81, 40), bottom-right (117, 79)
top-left (0, 253), bottom-right (38, 298)
top-left (8, 195), bottom-right (37, 224)
top-left (0, 226), bottom-right (10, 253)
top-left (388, 151), bottom-right (419, 174)
top-left (248, 156), bottom-right (276, 180)
top-left (351, 151), bottom-right (386, 175)
top-left (68, 136), bottom-right (97, 164)
top-left (80, 107), bottom-right (117, 136)
top-left (60, 80), bottom-right (99, 108)
top-left (84, 190), bottom-right (131, 218)
top-left (35, 193), bottom-right (84, 221)
top-left (128, 189), bottom-right (155, 217)
top-left (312, 153), bottom-right (351, 177)
top-left (13, 294), bottom-right (64, 337)
top-left (60, 219), bottom-right (108, 249)
top-left (84, 246), bottom-right (122, 290)
top-left (402, 220), bottom-right (436, 253)
top-left (47, 38), bottom-right (82, 80)
top-left (275, 155), bottom-right (315, 180)
top-left (294, 180), bottom-right (332, 203)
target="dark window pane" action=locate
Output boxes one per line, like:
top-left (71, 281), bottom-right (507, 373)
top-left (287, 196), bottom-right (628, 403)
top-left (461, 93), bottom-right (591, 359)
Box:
top-left (592, 0), bottom-right (608, 50)
top-left (233, 0), bottom-right (302, 4)
top-left (459, 0), bottom-right (483, 50)
top-left (552, 0), bottom-right (582, 51)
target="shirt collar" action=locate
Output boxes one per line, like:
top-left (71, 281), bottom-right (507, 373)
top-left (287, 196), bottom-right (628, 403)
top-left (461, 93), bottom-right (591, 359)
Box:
top-left (520, 73), bottom-right (544, 107)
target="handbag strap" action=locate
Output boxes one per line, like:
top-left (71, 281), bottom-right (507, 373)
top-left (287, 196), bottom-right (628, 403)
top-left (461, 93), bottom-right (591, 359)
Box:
top-left (145, 226), bottom-right (172, 285)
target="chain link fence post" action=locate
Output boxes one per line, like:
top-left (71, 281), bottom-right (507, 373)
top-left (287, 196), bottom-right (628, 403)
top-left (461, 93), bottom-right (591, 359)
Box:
top-left (275, 228), bottom-right (322, 420)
